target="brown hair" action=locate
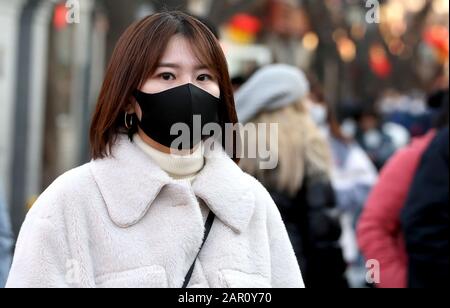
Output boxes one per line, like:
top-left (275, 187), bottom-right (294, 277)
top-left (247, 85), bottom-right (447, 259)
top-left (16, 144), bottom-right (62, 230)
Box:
top-left (90, 11), bottom-right (239, 162)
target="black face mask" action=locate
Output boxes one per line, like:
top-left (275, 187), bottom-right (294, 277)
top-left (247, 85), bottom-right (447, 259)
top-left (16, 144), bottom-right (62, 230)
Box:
top-left (133, 84), bottom-right (220, 150)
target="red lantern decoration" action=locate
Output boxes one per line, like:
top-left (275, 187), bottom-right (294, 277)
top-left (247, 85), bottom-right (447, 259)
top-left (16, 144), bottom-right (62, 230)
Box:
top-left (227, 14), bottom-right (262, 44)
top-left (229, 14), bottom-right (262, 35)
top-left (424, 26), bottom-right (449, 63)
top-left (53, 3), bottom-right (68, 31)
top-left (370, 44), bottom-right (392, 79)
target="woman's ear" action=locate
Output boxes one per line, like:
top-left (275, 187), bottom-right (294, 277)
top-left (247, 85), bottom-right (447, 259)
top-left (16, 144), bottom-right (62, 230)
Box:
top-left (126, 99), bottom-right (143, 120)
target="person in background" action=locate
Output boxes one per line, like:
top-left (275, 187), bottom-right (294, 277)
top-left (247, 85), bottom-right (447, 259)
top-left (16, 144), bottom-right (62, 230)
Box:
top-left (307, 82), bottom-right (378, 287)
top-left (401, 91), bottom-right (449, 288)
top-left (382, 121), bottom-right (411, 151)
top-left (0, 181), bottom-right (13, 288)
top-left (357, 90), bottom-right (448, 288)
top-left (355, 107), bottom-right (397, 170)
top-left (236, 64), bottom-right (348, 288)
top-left (402, 126), bottom-right (449, 288)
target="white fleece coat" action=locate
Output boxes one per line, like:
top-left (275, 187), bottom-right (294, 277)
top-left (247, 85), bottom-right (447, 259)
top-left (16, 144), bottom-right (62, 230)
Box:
top-left (6, 135), bottom-right (304, 288)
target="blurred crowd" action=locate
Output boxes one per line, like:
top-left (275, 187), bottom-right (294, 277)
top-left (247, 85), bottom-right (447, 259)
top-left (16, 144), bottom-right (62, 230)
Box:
top-left (233, 63), bottom-right (449, 288)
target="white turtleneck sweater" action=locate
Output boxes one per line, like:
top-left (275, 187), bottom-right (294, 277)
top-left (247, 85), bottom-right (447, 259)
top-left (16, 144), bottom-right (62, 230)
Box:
top-left (133, 134), bottom-right (209, 222)
top-left (133, 134), bottom-right (205, 183)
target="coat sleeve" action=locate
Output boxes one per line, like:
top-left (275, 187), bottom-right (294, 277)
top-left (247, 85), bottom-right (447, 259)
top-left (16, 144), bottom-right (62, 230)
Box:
top-left (6, 214), bottom-right (72, 288)
top-left (357, 149), bottom-right (415, 288)
top-left (264, 191), bottom-right (305, 288)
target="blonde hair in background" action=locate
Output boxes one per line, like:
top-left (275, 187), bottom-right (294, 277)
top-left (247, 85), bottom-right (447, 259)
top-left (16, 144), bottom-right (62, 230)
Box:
top-left (239, 99), bottom-right (332, 197)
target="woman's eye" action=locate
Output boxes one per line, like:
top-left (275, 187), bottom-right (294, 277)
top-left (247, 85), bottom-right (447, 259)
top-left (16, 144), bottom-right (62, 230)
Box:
top-left (159, 73), bottom-right (175, 81)
top-left (197, 74), bottom-right (214, 82)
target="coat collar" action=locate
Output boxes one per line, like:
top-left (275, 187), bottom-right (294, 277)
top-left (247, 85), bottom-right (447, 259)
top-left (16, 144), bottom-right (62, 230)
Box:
top-left (90, 135), bottom-right (255, 233)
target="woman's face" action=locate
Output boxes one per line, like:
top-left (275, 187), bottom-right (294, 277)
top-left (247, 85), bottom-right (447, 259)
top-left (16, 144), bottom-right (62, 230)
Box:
top-left (130, 34), bottom-right (220, 153)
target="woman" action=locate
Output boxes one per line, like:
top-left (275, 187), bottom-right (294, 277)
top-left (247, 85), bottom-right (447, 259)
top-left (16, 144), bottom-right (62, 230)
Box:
top-left (236, 64), bottom-right (347, 288)
top-left (6, 12), bottom-right (303, 288)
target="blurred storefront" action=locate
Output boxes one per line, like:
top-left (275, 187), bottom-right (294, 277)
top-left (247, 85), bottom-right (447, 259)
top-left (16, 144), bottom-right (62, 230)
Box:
top-left (0, 1), bottom-right (26, 220)
top-left (0, 0), bottom-right (106, 235)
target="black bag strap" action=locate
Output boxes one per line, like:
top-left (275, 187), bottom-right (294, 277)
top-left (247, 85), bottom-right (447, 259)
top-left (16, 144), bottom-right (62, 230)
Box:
top-left (182, 211), bottom-right (215, 288)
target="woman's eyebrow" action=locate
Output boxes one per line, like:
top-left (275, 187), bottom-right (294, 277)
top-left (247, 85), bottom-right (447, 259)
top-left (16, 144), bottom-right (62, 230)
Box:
top-left (158, 63), bottom-right (180, 69)
top-left (157, 63), bottom-right (210, 70)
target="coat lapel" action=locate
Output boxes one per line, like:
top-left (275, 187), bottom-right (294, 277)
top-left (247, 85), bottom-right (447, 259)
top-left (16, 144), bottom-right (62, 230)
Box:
top-left (90, 135), bottom-right (172, 228)
top-left (193, 145), bottom-right (256, 233)
top-left (90, 135), bottom-right (255, 233)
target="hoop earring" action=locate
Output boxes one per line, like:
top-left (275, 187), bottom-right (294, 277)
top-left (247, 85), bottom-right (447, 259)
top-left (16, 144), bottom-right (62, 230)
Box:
top-left (124, 112), bottom-right (133, 129)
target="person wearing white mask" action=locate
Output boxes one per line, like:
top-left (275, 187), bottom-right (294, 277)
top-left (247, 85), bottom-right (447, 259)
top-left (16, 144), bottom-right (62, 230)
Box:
top-left (307, 83), bottom-right (378, 287)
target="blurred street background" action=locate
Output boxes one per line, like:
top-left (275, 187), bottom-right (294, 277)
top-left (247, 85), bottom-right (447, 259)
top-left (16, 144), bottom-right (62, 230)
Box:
top-left (0, 0), bottom-right (448, 288)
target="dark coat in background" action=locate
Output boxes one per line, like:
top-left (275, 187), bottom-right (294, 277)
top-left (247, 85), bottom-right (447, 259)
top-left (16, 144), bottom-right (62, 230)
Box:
top-left (401, 127), bottom-right (449, 288)
top-left (271, 176), bottom-right (347, 288)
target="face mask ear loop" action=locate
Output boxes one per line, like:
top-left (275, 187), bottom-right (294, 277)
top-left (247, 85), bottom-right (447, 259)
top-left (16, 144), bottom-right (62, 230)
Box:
top-left (125, 112), bottom-right (137, 142)
top-left (124, 112), bottom-right (133, 130)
